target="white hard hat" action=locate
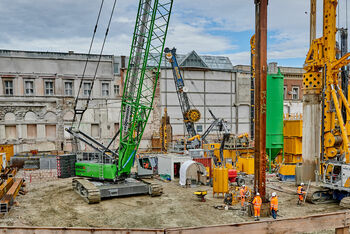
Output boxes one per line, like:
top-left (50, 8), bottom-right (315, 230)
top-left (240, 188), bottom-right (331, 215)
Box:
top-left (272, 192), bottom-right (276, 197)
top-left (256, 192), bottom-right (260, 196)
top-left (301, 183), bottom-right (304, 186)
top-left (242, 184), bottom-right (246, 187)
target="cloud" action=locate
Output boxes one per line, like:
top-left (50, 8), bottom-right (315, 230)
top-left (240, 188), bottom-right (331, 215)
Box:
top-left (0, 0), bottom-right (345, 67)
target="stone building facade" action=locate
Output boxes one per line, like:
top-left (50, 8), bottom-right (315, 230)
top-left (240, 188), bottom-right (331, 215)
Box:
top-left (0, 49), bottom-right (304, 154)
top-left (0, 50), bottom-right (122, 153)
top-left (233, 65), bottom-right (304, 116)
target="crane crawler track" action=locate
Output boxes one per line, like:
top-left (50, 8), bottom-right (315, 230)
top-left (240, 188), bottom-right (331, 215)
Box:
top-left (72, 178), bottom-right (101, 204)
top-left (141, 178), bottom-right (163, 196)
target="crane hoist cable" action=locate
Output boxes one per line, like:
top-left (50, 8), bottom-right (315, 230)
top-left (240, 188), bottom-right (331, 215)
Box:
top-left (75, 0), bottom-right (118, 129)
top-left (71, 0), bottom-right (105, 128)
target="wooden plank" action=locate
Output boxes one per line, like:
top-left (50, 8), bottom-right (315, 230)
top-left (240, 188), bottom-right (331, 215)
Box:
top-left (0, 178), bottom-right (13, 199)
top-left (166, 211), bottom-right (350, 234)
top-left (0, 211), bottom-right (348, 233)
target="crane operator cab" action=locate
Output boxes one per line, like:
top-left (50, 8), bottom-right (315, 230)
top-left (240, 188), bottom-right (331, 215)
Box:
top-left (323, 162), bottom-right (350, 190)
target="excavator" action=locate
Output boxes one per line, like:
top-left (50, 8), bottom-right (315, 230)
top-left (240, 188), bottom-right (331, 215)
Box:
top-left (304, 0), bottom-right (350, 203)
top-left (66, 0), bottom-right (174, 203)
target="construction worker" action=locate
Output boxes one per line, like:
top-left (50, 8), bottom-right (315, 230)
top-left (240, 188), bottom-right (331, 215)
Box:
top-left (297, 183), bottom-right (306, 205)
top-left (240, 185), bottom-right (248, 209)
top-left (270, 192), bottom-right (278, 219)
top-left (252, 192), bottom-right (262, 221)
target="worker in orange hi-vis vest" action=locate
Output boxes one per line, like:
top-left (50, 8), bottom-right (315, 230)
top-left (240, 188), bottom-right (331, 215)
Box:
top-left (297, 183), bottom-right (306, 205)
top-left (252, 192), bottom-right (262, 221)
top-left (270, 192), bottom-right (278, 219)
top-left (240, 185), bottom-right (248, 210)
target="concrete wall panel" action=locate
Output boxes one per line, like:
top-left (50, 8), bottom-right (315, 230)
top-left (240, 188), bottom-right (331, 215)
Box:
top-left (206, 80), bottom-right (231, 93)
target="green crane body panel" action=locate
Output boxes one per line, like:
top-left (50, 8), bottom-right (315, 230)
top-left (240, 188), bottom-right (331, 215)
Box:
top-left (75, 162), bottom-right (117, 180)
top-left (266, 68), bottom-right (284, 163)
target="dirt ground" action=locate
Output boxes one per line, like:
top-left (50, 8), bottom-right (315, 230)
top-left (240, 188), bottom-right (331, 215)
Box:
top-left (0, 173), bottom-right (345, 229)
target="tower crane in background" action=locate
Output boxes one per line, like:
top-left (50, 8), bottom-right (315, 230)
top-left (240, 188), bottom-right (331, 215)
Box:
top-left (67, 0), bottom-right (174, 203)
top-left (304, 0), bottom-right (350, 202)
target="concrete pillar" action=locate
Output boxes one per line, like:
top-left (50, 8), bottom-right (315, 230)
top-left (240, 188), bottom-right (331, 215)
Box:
top-left (56, 76), bottom-right (63, 95)
top-left (301, 94), bottom-right (321, 181)
top-left (36, 77), bottom-right (43, 96)
top-left (17, 76), bottom-right (23, 95)
top-left (37, 124), bottom-right (46, 139)
top-left (0, 125), bottom-right (5, 140)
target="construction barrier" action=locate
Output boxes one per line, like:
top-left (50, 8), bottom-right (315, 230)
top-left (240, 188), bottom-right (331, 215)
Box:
top-left (22, 169), bottom-right (58, 183)
top-left (0, 211), bottom-right (348, 233)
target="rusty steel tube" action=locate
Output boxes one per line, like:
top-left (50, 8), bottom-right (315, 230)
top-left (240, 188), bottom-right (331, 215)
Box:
top-left (254, 0), bottom-right (268, 200)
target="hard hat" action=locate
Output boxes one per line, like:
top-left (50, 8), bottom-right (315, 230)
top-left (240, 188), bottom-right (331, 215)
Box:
top-left (272, 192), bottom-right (276, 197)
top-left (242, 184), bottom-right (246, 187)
top-left (256, 192), bottom-right (260, 196)
top-left (301, 183), bottom-right (304, 186)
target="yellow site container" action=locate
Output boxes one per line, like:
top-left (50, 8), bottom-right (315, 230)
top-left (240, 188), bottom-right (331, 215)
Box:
top-left (284, 137), bottom-right (302, 155)
top-left (213, 167), bottom-right (228, 196)
top-left (275, 154), bottom-right (302, 164)
top-left (279, 164), bottom-right (296, 176)
top-left (241, 157), bottom-right (255, 175)
top-left (284, 119), bottom-right (302, 137)
top-left (0, 145), bottom-right (14, 162)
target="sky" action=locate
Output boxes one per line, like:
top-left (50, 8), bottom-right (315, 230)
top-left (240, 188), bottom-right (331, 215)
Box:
top-left (0, 0), bottom-right (349, 67)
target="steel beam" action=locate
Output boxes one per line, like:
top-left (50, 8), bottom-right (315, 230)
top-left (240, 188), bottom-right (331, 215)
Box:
top-left (254, 0), bottom-right (268, 200)
top-left (310, 0), bottom-right (316, 45)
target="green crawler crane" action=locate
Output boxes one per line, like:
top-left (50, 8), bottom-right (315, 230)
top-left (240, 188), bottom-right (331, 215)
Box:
top-left (68, 0), bottom-right (173, 203)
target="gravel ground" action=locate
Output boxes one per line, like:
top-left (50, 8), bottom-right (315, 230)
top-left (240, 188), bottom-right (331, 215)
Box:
top-left (0, 172), bottom-right (345, 229)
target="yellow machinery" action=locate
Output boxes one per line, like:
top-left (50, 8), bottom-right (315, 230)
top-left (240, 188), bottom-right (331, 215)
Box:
top-left (203, 133), bottom-right (255, 175)
top-left (0, 145), bottom-right (14, 165)
top-left (159, 108), bottom-right (173, 152)
top-left (304, 0), bottom-right (350, 162)
top-left (303, 0), bottom-right (350, 200)
top-left (276, 115), bottom-right (303, 180)
top-left (193, 190), bottom-right (207, 202)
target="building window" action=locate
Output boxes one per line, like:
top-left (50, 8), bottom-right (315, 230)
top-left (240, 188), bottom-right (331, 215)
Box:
top-left (91, 124), bottom-right (100, 138)
top-left (101, 82), bottom-right (110, 97)
top-left (27, 124), bottom-right (37, 139)
top-left (292, 86), bottom-right (299, 100)
top-left (45, 125), bottom-right (56, 138)
top-left (114, 63), bottom-right (120, 74)
top-left (283, 86), bottom-right (287, 99)
top-left (83, 82), bottom-right (91, 97)
top-left (4, 80), bottom-right (13, 96)
top-left (196, 125), bottom-right (203, 133)
top-left (64, 81), bottom-right (73, 96)
top-left (44, 80), bottom-right (54, 95)
top-left (5, 125), bottom-right (16, 139)
top-left (25, 80), bottom-right (34, 95)
top-left (114, 85), bottom-right (120, 96)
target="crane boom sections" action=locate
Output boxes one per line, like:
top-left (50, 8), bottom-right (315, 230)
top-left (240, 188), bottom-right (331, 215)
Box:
top-left (164, 47), bottom-right (200, 138)
top-left (118, 0), bottom-right (173, 176)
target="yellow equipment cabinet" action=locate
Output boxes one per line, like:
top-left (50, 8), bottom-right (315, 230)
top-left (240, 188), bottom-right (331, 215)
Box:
top-left (237, 157), bottom-right (255, 175)
top-left (213, 167), bottom-right (228, 197)
top-left (0, 145), bottom-right (14, 163)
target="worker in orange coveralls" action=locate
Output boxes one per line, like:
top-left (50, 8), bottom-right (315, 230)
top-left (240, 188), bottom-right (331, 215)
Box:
top-left (240, 185), bottom-right (248, 210)
top-left (297, 183), bottom-right (306, 205)
top-left (270, 192), bottom-right (278, 219)
top-left (252, 192), bottom-right (262, 221)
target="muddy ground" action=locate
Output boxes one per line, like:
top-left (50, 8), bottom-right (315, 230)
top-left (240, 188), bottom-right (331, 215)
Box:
top-left (0, 173), bottom-right (345, 229)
